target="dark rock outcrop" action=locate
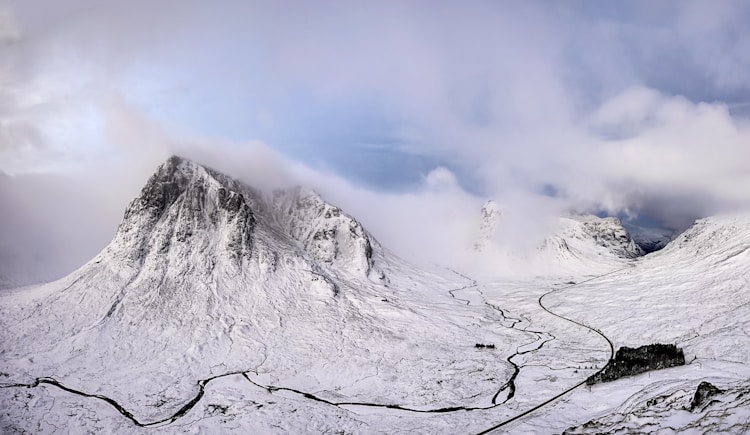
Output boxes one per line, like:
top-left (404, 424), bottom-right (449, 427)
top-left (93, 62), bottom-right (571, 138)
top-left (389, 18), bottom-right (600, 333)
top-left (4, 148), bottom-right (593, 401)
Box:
top-left (581, 217), bottom-right (644, 258)
top-left (115, 155), bottom-right (257, 266)
top-left (586, 344), bottom-right (685, 385)
top-left (690, 381), bottom-right (723, 411)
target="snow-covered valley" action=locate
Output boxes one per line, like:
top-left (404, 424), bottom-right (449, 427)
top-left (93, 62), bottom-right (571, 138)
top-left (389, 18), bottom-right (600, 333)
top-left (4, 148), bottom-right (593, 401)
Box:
top-left (2, 157), bottom-right (749, 434)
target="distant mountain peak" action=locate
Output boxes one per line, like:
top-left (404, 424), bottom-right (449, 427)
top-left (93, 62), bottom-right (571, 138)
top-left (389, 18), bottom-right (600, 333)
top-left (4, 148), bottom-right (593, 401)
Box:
top-left (471, 201), bottom-right (644, 271)
top-left (573, 215), bottom-right (644, 259)
top-left (124, 155), bottom-right (242, 218)
top-left (474, 200), bottom-right (502, 251)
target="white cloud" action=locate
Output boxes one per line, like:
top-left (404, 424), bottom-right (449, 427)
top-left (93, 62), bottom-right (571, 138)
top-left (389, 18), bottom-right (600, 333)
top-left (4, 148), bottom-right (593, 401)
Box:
top-left (2, 1), bottom-right (750, 282)
top-left (591, 89), bottom-right (750, 207)
top-left (423, 167), bottom-right (460, 192)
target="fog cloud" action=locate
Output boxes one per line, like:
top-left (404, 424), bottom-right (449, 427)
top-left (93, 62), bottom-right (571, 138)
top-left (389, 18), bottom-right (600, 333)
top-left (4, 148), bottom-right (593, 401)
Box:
top-left (1, 1), bottom-right (750, 283)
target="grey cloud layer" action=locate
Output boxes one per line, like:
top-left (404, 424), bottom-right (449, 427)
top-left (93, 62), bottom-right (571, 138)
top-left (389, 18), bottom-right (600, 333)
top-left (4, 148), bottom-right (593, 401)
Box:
top-left (1, 1), bottom-right (750, 281)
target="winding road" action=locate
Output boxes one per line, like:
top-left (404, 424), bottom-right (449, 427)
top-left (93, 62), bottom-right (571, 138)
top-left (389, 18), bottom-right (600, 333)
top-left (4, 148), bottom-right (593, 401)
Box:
top-left (0, 267), bottom-right (628, 432)
top-left (475, 268), bottom-right (626, 434)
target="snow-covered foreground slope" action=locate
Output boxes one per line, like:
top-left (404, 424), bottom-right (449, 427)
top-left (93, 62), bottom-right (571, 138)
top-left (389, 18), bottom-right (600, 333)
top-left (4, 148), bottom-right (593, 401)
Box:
top-left (1, 157), bottom-right (749, 434)
top-left (497, 213), bottom-right (750, 434)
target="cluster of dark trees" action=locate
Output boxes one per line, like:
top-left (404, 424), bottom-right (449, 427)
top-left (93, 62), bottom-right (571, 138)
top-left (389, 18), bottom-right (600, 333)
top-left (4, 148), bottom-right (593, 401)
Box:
top-left (586, 343), bottom-right (685, 385)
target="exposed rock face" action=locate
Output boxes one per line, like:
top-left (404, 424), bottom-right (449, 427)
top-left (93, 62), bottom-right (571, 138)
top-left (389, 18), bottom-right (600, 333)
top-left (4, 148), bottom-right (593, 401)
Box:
top-left (536, 215), bottom-right (644, 269)
top-left (474, 200), bottom-right (501, 251)
top-left (112, 155), bottom-right (258, 270)
top-left (586, 344), bottom-right (685, 385)
top-left (690, 381), bottom-right (724, 411)
top-left (271, 187), bottom-right (382, 281)
top-left (563, 380), bottom-right (750, 434)
top-left (580, 217), bottom-right (644, 258)
top-left (108, 156), bottom-right (383, 282)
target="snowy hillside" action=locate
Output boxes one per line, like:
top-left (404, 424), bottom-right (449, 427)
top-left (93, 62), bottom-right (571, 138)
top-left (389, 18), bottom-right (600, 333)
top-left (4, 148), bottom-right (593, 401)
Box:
top-left (504, 213), bottom-right (750, 433)
top-left (1, 157), bottom-right (749, 434)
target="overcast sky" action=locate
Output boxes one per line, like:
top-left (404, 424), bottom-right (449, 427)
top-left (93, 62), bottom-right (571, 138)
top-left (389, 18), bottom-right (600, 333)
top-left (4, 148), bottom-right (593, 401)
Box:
top-left (1, 1), bottom-right (750, 283)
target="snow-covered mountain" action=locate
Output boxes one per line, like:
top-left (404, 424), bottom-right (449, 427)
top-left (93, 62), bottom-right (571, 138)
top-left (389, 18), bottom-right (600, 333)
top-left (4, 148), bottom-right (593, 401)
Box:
top-left (0, 157), bottom-right (541, 433)
top-left (2, 156), bottom-right (749, 434)
top-left (270, 186), bottom-right (383, 281)
top-left (472, 200), bottom-right (643, 276)
top-left (0, 157), bottom-right (410, 409)
top-left (474, 200), bottom-right (502, 251)
top-left (537, 214), bottom-right (643, 265)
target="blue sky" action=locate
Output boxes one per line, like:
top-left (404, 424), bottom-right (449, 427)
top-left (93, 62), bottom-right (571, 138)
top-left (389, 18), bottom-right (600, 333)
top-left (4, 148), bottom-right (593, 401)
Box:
top-left (1, 1), bottom-right (750, 273)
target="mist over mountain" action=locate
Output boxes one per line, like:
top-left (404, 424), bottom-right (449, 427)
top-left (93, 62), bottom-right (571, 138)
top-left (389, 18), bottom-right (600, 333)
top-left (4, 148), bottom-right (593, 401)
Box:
top-left (466, 200), bottom-right (645, 277)
top-left (2, 156), bottom-right (749, 433)
top-left (3, 1), bottom-right (750, 432)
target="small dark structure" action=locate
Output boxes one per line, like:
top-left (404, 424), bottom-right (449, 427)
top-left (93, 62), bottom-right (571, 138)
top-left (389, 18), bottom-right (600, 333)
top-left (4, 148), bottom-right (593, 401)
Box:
top-left (586, 344), bottom-right (685, 385)
top-left (475, 343), bottom-right (496, 349)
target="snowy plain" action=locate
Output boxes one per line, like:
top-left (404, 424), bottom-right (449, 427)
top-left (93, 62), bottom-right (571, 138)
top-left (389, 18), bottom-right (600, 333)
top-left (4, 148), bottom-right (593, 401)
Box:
top-left (1, 157), bottom-right (749, 434)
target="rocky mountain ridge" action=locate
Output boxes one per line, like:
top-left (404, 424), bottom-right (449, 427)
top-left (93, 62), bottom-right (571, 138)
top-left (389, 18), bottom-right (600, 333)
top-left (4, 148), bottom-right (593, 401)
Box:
top-left (473, 200), bottom-right (644, 273)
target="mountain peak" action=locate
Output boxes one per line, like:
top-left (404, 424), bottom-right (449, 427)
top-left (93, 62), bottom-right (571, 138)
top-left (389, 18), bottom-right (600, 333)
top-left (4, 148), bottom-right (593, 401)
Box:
top-left (110, 156), bottom-right (259, 274)
top-left (153, 155), bottom-right (207, 182)
top-left (124, 155), bottom-right (254, 219)
top-left (100, 156), bottom-right (384, 292)
top-left (472, 200), bottom-right (643, 269)
top-left (475, 200), bottom-right (502, 251)
top-left (47, 155), bottom-right (391, 339)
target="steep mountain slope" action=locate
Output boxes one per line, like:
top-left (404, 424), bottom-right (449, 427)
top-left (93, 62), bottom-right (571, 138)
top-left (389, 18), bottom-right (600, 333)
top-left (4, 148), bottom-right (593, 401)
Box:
top-left (269, 186), bottom-right (383, 281)
top-left (536, 215), bottom-right (643, 268)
